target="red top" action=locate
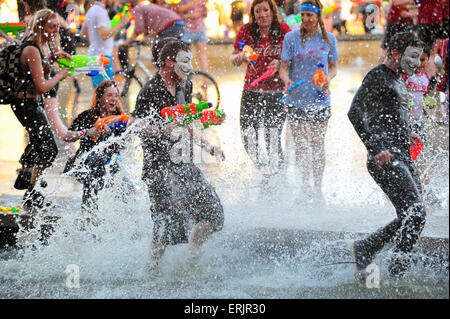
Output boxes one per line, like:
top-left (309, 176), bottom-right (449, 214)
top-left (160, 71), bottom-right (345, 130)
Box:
top-left (418, 0), bottom-right (447, 25)
top-left (234, 22), bottom-right (291, 92)
top-left (437, 39), bottom-right (448, 93)
top-left (386, 3), bottom-right (414, 24)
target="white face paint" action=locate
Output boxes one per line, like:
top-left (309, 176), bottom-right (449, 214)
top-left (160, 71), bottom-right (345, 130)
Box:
top-left (400, 46), bottom-right (423, 76)
top-left (173, 51), bottom-right (193, 82)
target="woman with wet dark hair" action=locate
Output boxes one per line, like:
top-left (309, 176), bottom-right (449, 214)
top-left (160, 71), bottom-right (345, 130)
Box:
top-left (230, 0), bottom-right (291, 184)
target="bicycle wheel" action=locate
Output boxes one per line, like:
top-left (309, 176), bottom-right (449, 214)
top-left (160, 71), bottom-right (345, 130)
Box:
top-left (189, 71), bottom-right (221, 110)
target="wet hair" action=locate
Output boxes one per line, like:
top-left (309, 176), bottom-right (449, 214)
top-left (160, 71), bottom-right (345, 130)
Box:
top-left (248, 0), bottom-right (283, 45)
top-left (152, 37), bottom-right (177, 69)
top-left (89, 80), bottom-right (125, 118)
top-left (299, 0), bottom-right (330, 47)
top-left (159, 40), bottom-right (190, 69)
top-left (422, 45), bottom-right (431, 58)
top-left (387, 32), bottom-right (425, 58)
top-left (29, 8), bottom-right (60, 51)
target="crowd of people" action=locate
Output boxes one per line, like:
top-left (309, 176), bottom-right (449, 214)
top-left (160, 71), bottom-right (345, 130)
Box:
top-left (0, 0), bottom-right (448, 279)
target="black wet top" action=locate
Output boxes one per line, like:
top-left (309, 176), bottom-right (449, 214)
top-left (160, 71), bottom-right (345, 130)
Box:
top-left (69, 109), bottom-right (124, 159)
top-left (348, 64), bottom-right (412, 160)
top-left (131, 72), bottom-right (193, 173)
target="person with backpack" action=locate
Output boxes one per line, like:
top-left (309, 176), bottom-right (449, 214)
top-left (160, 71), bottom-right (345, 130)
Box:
top-left (5, 9), bottom-right (70, 210)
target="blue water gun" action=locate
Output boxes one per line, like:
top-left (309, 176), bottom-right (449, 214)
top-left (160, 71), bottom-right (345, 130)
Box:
top-left (279, 79), bottom-right (305, 103)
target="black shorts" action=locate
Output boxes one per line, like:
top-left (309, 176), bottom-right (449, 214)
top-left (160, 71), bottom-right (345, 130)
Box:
top-left (381, 21), bottom-right (413, 49)
top-left (144, 163), bottom-right (224, 246)
top-left (11, 98), bottom-right (58, 168)
top-left (287, 106), bottom-right (331, 124)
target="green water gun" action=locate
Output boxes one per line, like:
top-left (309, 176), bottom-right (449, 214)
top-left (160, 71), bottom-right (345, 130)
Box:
top-left (111, 2), bottom-right (135, 28)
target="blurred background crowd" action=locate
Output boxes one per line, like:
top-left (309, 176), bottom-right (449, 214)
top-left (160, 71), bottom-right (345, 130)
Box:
top-left (0, 0), bottom-right (423, 40)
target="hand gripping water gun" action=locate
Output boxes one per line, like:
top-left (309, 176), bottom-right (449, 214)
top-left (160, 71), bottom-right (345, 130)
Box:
top-left (95, 114), bottom-right (130, 132)
top-left (279, 79), bottom-right (305, 103)
top-left (161, 102), bottom-right (212, 126)
top-left (92, 113), bottom-right (130, 141)
top-left (57, 54), bottom-right (111, 76)
top-left (0, 206), bottom-right (20, 213)
top-left (312, 63), bottom-right (328, 97)
top-left (0, 22), bottom-right (27, 36)
top-left (423, 96), bottom-right (437, 107)
top-left (410, 141), bottom-right (423, 161)
top-left (111, 2), bottom-right (136, 28)
top-left (250, 68), bottom-right (275, 87)
top-left (238, 40), bottom-right (258, 64)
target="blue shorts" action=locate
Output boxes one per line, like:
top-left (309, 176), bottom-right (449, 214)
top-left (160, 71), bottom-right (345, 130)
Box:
top-left (182, 30), bottom-right (208, 45)
top-left (91, 55), bottom-right (113, 88)
top-left (158, 22), bottom-right (185, 40)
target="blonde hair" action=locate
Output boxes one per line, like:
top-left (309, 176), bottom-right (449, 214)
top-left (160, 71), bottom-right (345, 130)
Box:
top-left (29, 9), bottom-right (61, 52)
top-left (300, 0), bottom-right (330, 47)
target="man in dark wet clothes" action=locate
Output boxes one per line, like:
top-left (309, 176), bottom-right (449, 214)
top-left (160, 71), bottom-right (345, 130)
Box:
top-left (348, 32), bottom-right (426, 281)
top-left (131, 40), bottom-right (225, 271)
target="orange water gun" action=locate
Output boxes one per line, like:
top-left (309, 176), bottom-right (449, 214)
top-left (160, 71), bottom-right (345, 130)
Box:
top-left (312, 63), bottom-right (328, 97)
top-left (238, 40), bottom-right (258, 64)
top-left (91, 114), bottom-right (129, 141)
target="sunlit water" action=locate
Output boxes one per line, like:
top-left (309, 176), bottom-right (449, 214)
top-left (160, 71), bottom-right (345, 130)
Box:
top-left (0, 55), bottom-right (448, 298)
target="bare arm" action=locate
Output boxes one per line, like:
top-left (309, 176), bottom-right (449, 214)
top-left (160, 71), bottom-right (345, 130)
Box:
top-left (187, 125), bottom-right (225, 160)
top-left (323, 61), bottom-right (337, 91)
top-left (279, 60), bottom-right (293, 89)
top-left (97, 15), bottom-right (129, 41)
top-left (21, 46), bottom-right (69, 94)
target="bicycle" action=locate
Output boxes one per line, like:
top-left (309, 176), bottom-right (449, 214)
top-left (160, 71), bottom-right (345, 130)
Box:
top-left (116, 41), bottom-right (221, 112)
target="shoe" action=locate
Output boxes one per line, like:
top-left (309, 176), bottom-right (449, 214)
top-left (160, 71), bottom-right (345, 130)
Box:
top-left (14, 170), bottom-right (32, 190)
top-left (23, 186), bottom-right (51, 210)
top-left (350, 241), bottom-right (374, 283)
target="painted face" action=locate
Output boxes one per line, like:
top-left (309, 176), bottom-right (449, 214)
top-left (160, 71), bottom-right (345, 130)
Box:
top-left (254, 1), bottom-right (273, 30)
top-left (173, 50), bottom-right (193, 82)
top-left (43, 17), bottom-right (59, 42)
top-left (100, 86), bottom-right (120, 115)
top-left (400, 46), bottom-right (423, 76)
top-left (300, 11), bottom-right (319, 32)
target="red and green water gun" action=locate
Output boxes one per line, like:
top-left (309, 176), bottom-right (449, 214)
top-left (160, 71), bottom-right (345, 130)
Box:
top-left (161, 102), bottom-right (225, 129)
top-left (0, 22), bottom-right (27, 36)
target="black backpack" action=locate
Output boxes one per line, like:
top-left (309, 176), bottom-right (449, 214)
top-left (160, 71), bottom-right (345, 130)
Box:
top-left (0, 41), bottom-right (39, 105)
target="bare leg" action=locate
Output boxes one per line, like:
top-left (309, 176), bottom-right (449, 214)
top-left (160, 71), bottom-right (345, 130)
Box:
top-left (30, 164), bottom-right (45, 186)
top-left (288, 118), bottom-right (311, 187)
top-left (310, 120), bottom-right (328, 190)
top-left (148, 241), bottom-right (167, 272)
top-left (189, 220), bottom-right (214, 253)
top-left (44, 97), bottom-right (77, 155)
